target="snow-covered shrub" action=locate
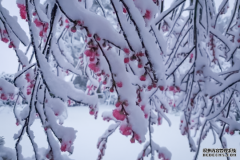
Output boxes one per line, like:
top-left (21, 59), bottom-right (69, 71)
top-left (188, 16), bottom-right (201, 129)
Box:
top-left (0, 0), bottom-right (240, 160)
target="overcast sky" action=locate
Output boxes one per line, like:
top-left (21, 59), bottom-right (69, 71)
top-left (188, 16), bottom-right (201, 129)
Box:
top-left (0, 0), bottom-right (234, 74)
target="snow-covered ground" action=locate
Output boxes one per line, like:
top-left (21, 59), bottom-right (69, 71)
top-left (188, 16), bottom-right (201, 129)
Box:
top-left (0, 105), bottom-right (240, 160)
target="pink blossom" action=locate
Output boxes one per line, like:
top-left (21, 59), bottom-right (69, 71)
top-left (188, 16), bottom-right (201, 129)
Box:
top-left (34, 18), bottom-right (43, 27)
top-left (148, 85), bottom-right (152, 91)
top-left (158, 117), bottom-right (162, 125)
top-left (144, 10), bottom-right (151, 20)
top-left (44, 23), bottom-right (49, 33)
top-left (116, 82), bottom-right (123, 88)
top-left (16, 120), bottom-right (20, 126)
top-left (96, 35), bottom-right (101, 41)
top-left (102, 80), bottom-right (107, 85)
top-left (27, 88), bottom-right (31, 95)
top-left (140, 75), bottom-right (146, 81)
top-left (88, 63), bottom-right (100, 73)
top-left (123, 100), bottom-right (129, 107)
top-left (61, 141), bottom-right (72, 152)
top-left (71, 26), bottom-right (77, 33)
top-left (158, 153), bottom-right (165, 159)
top-left (123, 48), bottom-right (130, 54)
top-left (123, 7), bottom-right (127, 13)
top-left (87, 33), bottom-right (92, 37)
top-left (32, 12), bottom-right (37, 16)
top-left (9, 93), bottom-right (14, 100)
top-left (130, 137), bottom-right (135, 143)
top-left (17, 4), bottom-right (27, 20)
top-left (1, 38), bottom-right (9, 43)
top-left (110, 87), bottom-right (114, 92)
top-left (113, 109), bottom-right (126, 121)
top-left (159, 86), bottom-right (164, 91)
top-left (190, 53), bottom-right (193, 59)
top-left (124, 57), bottom-right (129, 63)
top-left (137, 52), bottom-right (144, 57)
top-left (134, 134), bottom-right (142, 143)
top-left (138, 63), bottom-right (143, 68)
top-left (169, 86), bottom-right (174, 91)
top-left (144, 113), bottom-right (148, 119)
top-left (230, 130), bottom-right (234, 135)
top-left (141, 105), bottom-right (145, 111)
top-left (84, 50), bottom-right (94, 57)
top-left (89, 110), bottom-right (95, 115)
top-left (39, 30), bottom-right (44, 37)
top-left (0, 93), bottom-right (7, 100)
top-left (225, 127), bottom-right (229, 133)
top-left (77, 20), bottom-right (84, 26)
top-left (119, 124), bottom-right (132, 136)
top-left (25, 73), bottom-right (31, 82)
top-left (115, 101), bottom-right (122, 107)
